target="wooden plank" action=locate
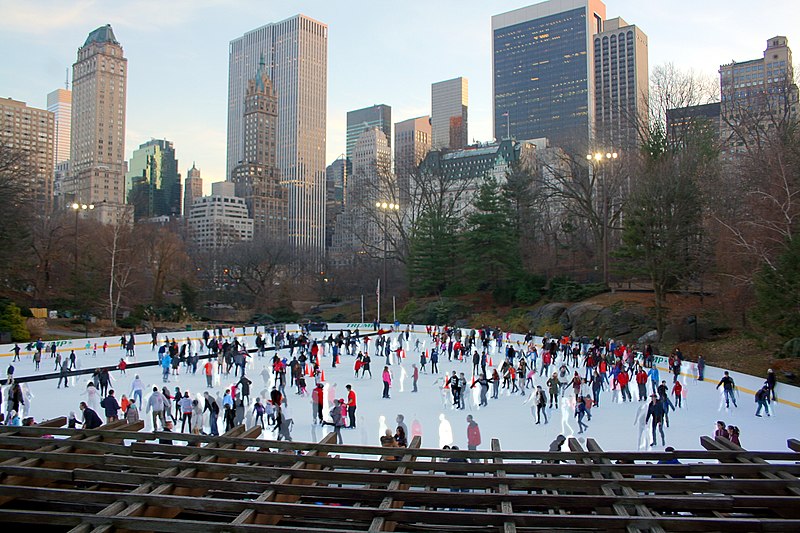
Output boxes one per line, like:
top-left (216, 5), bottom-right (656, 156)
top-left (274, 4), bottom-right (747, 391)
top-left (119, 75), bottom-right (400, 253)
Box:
top-left (368, 435), bottom-right (421, 532)
top-left (232, 431), bottom-right (338, 526)
top-left (490, 438), bottom-right (516, 533)
top-left (1, 487), bottom-right (800, 531)
top-left (583, 438), bottom-right (665, 533)
top-left (72, 425), bottom-right (261, 533)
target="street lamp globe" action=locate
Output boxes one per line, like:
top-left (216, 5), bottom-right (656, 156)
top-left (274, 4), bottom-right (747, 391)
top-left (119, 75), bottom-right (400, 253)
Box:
top-left (71, 203), bottom-right (80, 210)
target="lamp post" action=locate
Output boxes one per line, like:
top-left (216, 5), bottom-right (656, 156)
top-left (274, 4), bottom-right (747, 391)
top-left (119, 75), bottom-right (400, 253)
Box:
top-left (375, 201), bottom-right (399, 325)
top-left (585, 152), bottom-right (618, 286)
top-left (71, 202), bottom-right (95, 274)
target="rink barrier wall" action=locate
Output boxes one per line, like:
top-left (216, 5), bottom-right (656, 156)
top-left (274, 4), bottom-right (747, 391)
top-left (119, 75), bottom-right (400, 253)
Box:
top-left (1, 322), bottom-right (798, 409)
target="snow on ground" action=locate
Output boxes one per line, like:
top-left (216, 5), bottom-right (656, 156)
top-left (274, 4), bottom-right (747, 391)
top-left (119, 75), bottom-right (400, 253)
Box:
top-left (2, 324), bottom-right (798, 452)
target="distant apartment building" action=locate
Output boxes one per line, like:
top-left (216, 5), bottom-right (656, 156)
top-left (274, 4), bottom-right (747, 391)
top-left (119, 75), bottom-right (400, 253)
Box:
top-left (593, 17), bottom-right (648, 149)
top-left (183, 163), bottom-right (202, 218)
top-left (418, 139), bottom-right (536, 216)
top-left (720, 36), bottom-right (798, 154)
top-left (230, 58), bottom-right (288, 242)
top-left (394, 115), bottom-right (431, 203)
top-left (330, 127), bottom-right (392, 265)
top-left (431, 78), bottom-right (467, 150)
top-left (0, 97), bottom-right (55, 213)
top-left (346, 104), bottom-right (392, 161)
top-left (126, 139), bottom-right (182, 219)
top-left (666, 103), bottom-right (722, 145)
top-left (188, 181), bottom-right (253, 248)
top-left (64, 24), bottom-right (130, 225)
top-left (227, 15), bottom-right (327, 255)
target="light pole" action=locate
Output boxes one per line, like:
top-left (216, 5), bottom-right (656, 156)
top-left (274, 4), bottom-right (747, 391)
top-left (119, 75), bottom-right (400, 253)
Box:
top-left (71, 202), bottom-right (95, 274)
top-left (375, 201), bottom-right (399, 325)
top-left (585, 152), bottom-right (618, 286)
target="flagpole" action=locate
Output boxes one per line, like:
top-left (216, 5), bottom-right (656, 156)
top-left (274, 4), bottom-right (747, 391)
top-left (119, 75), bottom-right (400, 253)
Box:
top-left (506, 111), bottom-right (510, 140)
top-left (361, 294), bottom-right (364, 323)
top-left (377, 278), bottom-right (381, 326)
top-left (392, 296), bottom-right (396, 324)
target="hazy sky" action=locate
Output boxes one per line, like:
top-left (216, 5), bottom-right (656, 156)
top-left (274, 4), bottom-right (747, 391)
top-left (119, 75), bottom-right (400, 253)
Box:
top-left (1, 0), bottom-right (798, 192)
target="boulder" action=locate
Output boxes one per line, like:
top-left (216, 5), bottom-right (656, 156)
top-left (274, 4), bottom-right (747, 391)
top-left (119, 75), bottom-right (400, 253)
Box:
top-left (638, 330), bottom-right (660, 344)
top-left (525, 303), bottom-right (568, 329)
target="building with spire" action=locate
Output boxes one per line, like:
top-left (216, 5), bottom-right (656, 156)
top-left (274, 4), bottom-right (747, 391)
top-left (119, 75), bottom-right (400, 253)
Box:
top-left (64, 24), bottom-right (131, 225)
top-left (227, 15), bottom-right (327, 255)
top-left (230, 56), bottom-right (288, 242)
top-left (184, 163), bottom-right (202, 217)
top-left (125, 138), bottom-right (182, 219)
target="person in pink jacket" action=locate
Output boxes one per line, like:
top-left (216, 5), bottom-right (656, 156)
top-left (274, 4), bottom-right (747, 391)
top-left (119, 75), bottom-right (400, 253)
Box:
top-left (382, 366), bottom-right (392, 399)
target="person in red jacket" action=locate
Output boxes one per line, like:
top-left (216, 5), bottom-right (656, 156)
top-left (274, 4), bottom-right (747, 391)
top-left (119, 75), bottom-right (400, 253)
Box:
top-left (312, 383), bottom-right (324, 424)
top-left (618, 369), bottom-right (632, 402)
top-left (635, 368), bottom-right (648, 401)
top-left (345, 384), bottom-right (357, 429)
top-left (466, 414), bottom-right (481, 452)
top-left (672, 381), bottom-right (683, 408)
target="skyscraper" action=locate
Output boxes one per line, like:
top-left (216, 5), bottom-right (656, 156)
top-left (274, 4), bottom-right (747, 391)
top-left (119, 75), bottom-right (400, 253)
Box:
top-left (492, 0), bottom-right (606, 150)
top-left (65, 24), bottom-right (130, 225)
top-left (394, 116), bottom-right (431, 203)
top-left (47, 88), bottom-right (71, 166)
top-left (0, 98), bottom-right (54, 213)
top-left (231, 57), bottom-right (288, 242)
top-left (593, 17), bottom-right (648, 150)
top-left (431, 78), bottom-right (468, 150)
top-left (346, 104), bottom-right (392, 161)
top-left (227, 15), bottom-right (327, 254)
top-left (184, 163), bottom-right (202, 218)
top-left (325, 156), bottom-right (348, 249)
top-left (125, 139), bottom-right (181, 219)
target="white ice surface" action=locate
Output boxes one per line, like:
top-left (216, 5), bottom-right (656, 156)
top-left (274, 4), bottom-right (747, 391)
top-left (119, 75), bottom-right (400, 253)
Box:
top-left (2, 324), bottom-right (798, 451)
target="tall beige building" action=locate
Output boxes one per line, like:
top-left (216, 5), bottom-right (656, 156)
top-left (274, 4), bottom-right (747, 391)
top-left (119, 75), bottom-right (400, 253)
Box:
top-left (431, 77), bottom-right (468, 150)
top-left (47, 88), bottom-right (71, 166)
top-left (65, 24), bottom-right (130, 225)
top-left (720, 36), bottom-right (798, 154)
top-left (593, 17), bottom-right (648, 150)
top-left (0, 97), bottom-right (55, 213)
top-left (183, 163), bottom-right (202, 218)
top-left (227, 15), bottom-right (328, 255)
top-left (394, 116), bottom-right (431, 203)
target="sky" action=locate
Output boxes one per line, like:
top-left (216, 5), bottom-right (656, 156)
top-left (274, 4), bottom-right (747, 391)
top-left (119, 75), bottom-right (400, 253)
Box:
top-left (1, 0), bottom-right (798, 193)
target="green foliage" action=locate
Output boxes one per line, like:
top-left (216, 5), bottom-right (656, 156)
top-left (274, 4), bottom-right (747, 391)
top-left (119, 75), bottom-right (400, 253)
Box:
top-left (462, 178), bottom-right (520, 293)
top-left (0, 300), bottom-right (30, 341)
top-left (270, 306), bottom-right (300, 323)
top-left (396, 298), bottom-right (468, 325)
top-left (397, 299), bottom-right (420, 324)
top-left (117, 315), bottom-right (141, 329)
top-left (514, 273), bottom-right (547, 305)
top-left (781, 338), bottom-right (800, 359)
top-left (752, 233), bottom-right (800, 342)
top-left (548, 276), bottom-right (606, 301)
top-left (407, 208), bottom-right (461, 296)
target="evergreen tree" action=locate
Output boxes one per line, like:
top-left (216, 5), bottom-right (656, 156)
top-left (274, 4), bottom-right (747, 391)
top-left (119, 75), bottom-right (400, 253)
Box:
top-left (462, 177), bottom-right (520, 297)
top-left (0, 300), bottom-right (30, 342)
top-left (615, 122), bottom-right (708, 339)
top-left (406, 207), bottom-right (461, 296)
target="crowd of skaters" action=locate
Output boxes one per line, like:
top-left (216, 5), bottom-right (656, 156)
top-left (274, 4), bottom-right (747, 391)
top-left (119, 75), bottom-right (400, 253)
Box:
top-left (1, 323), bottom-right (787, 452)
